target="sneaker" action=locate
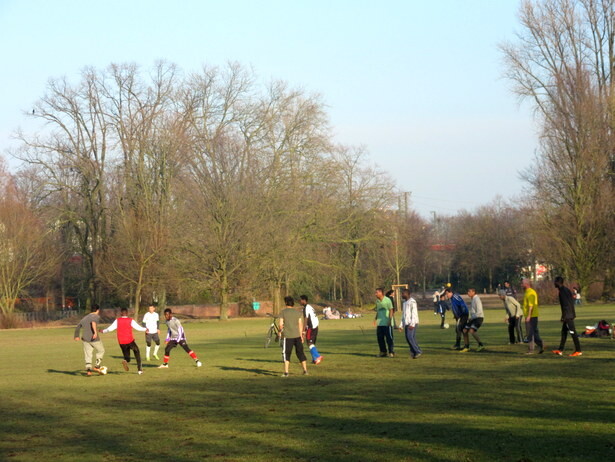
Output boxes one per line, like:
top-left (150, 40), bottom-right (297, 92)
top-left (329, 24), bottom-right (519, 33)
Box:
top-left (281, 372), bottom-right (289, 377)
top-left (525, 351), bottom-right (535, 355)
top-left (303, 370), bottom-right (309, 375)
top-left (552, 350), bottom-right (563, 356)
top-left (86, 370), bottom-right (92, 376)
top-left (538, 349), bottom-right (545, 354)
top-left (122, 360), bottom-right (129, 371)
top-left (413, 353), bottom-right (422, 359)
top-left (153, 354), bottom-right (160, 360)
top-left (569, 351), bottom-right (583, 357)
top-left (158, 363), bottom-right (169, 368)
top-left (388, 352), bottom-right (395, 358)
top-left (314, 356), bottom-right (323, 365)
top-left (459, 347), bottom-right (470, 353)
top-left (451, 345), bottom-right (461, 351)
top-left (477, 345), bottom-right (486, 352)
top-left (378, 353), bottom-right (387, 357)
top-left (196, 361), bottom-right (202, 367)
top-left (138, 370), bottom-right (143, 375)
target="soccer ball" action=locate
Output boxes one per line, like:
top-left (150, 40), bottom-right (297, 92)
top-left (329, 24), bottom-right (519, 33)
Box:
top-left (443, 323), bottom-right (450, 329)
top-left (98, 366), bottom-right (108, 375)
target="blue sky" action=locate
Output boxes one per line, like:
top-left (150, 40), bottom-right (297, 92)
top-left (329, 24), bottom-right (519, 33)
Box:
top-left (0, 0), bottom-right (537, 217)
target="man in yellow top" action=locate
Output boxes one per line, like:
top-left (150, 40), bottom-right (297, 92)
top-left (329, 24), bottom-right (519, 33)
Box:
top-left (522, 278), bottom-right (544, 354)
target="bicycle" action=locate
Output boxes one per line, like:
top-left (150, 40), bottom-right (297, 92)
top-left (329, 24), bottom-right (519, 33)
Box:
top-left (264, 313), bottom-right (281, 348)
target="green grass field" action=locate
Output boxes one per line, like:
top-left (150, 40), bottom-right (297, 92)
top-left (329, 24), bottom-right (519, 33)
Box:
top-left (1, 303), bottom-right (614, 461)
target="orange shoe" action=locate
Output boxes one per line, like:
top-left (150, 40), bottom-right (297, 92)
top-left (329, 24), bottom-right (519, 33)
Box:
top-left (314, 356), bottom-right (323, 365)
top-left (552, 350), bottom-right (563, 356)
top-left (569, 351), bottom-right (583, 357)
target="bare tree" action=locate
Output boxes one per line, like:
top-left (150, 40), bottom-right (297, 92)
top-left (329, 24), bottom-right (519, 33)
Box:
top-left (501, 0), bottom-right (615, 294)
top-left (0, 158), bottom-right (59, 321)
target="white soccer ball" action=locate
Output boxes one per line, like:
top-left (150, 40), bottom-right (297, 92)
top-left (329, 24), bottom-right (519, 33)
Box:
top-left (443, 323), bottom-right (450, 329)
top-left (98, 366), bottom-right (108, 375)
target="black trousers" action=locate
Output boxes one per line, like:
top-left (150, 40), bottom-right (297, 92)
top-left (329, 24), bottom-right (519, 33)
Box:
top-left (559, 319), bottom-right (581, 352)
top-left (455, 315), bottom-right (468, 347)
top-left (165, 339), bottom-right (191, 356)
top-left (120, 341), bottom-right (142, 371)
top-left (507, 317), bottom-right (518, 343)
top-left (376, 325), bottom-right (394, 354)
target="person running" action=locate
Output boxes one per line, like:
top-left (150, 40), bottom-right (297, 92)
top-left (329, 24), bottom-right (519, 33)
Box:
top-left (522, 278), bottom-right (544, 354)
top-left (461, 288), bottom-right (485, 352)
top-left (142, 304), bottom-right (161, 361)
top-left (299, 295), bottom-right (323, 365)
top-left (399, 288), bottom-right (421, 359)
top-left (100, 307), bottom-right (147, 375)
top-left (499, 291), bottom-right (523, 344)
top-left (158, 309), bottom-right (202, 368)
top-left (279, 296), bottom-right (308, 377)
top-left (552, 276), bottom-right (582, 357)
top-left (373, 287), bottom-right (395, 357)
top-left (74, 304), bottom-right (106, 376)
top-left (442, 287), bottom-right (469, 350)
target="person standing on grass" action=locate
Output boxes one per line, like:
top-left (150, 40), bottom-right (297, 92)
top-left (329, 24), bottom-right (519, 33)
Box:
top-left (442, 287), bottom-right (469, 350)
top-left (461, 288), bottom-right (485, 352)
top-left (74, 304), bottom-right (106, 376)
top-left (373, 287), bottom-right (395, 357)
top-left (399, 288), bottom-right (421, 359)
top-left (552, 277), bottom-right (582, 357)
top-left (100, 307), bottom-right (147, 375)
top-left (279, 296), bottom-right (308, 377)
top-left (499, 291), bottom-right (523, 344)
top-left (158, 309), bottom-right (202, 369)
top-left (142, 304), bottom-right (161, 361)
top-left (522, 278), bottom-right (544, 354)
top-left (300, 295), bottom-right (323, 365)
top-left (505, 280), bottom-right (524, 341)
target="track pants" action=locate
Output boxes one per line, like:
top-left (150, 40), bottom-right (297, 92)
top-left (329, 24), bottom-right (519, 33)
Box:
top-left (83, 340), bottom-right (105, 370)
top-left (526, 317), bottom-right (543, 350)
top-left (404, 326), bottom-right (422, 358)
top-left (376, 325), bottom-right (394, 354)
top-left (120, 341), bottom-right (143, 371)
top-left (559, 319), bottom-right (581, 352)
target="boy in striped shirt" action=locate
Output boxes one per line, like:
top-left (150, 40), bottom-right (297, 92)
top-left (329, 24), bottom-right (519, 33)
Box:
top-left (158, 309), bottom-right (202, 368)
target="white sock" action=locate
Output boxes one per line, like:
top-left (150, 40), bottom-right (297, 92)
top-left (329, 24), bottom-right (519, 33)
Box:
top-left (146, 346), bottom-right (151, 357)
top-left (154, 345), bottom-right (160, 355)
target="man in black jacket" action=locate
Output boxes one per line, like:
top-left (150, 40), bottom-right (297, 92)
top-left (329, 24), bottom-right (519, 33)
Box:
top-left (552, 276), bottom-right (582, 357)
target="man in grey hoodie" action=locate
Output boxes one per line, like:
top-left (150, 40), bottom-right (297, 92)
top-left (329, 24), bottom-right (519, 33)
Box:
top-left (74, 304), bottom-right (106, 376)
top-left (461, 288), bottom-right (485, 352)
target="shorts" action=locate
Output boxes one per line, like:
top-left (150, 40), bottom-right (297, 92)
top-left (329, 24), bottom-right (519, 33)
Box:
top-left (464, 317), bottom-right (483, 331)
top-left (282, 337), bottom-right (307, 362)
top-left (145, 332), bottom-right (160, 346)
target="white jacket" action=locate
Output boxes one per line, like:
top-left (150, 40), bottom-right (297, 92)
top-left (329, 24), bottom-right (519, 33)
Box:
top-left (399, 297), bottom-right (419, 328)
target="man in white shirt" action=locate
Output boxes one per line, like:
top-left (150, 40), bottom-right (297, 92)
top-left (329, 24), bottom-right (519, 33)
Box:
top-left (142, 305), bottom-right (161, 361)
top-left (399, 288), bottom-right (422, 359)
top-left (300, 295), bottom-right (323, 365)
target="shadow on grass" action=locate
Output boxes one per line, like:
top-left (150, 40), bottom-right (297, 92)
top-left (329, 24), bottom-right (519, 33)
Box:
top-left (235, 357), bottom-right (280, 364)
top-left (217, 365), bottom-right (278, 376)
top-left (46, 368), bottom-right (83, 376)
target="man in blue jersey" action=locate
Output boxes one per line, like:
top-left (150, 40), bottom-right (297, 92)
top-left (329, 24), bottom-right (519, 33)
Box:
top-left (442, 287), bottom-right (469, 350)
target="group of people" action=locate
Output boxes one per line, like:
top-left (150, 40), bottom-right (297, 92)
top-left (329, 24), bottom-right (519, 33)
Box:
top-left (74, 277), bottom-right (584, 376)
top-left (373, 276), bottom-right (583, 360)
top-left (74, 305), bottom-right (202, 376)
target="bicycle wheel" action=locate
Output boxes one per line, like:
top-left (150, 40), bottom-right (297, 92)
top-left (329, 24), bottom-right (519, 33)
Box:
top-left (264, 326), bottom-right (275, 348)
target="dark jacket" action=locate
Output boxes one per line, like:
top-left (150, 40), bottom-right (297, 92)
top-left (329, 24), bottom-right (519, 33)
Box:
top-left (558, 286), bottom-right (576, 320)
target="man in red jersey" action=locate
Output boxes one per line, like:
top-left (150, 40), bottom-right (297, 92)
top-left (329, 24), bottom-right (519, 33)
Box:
top-left (101, 308), bottom-right (147, 375)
